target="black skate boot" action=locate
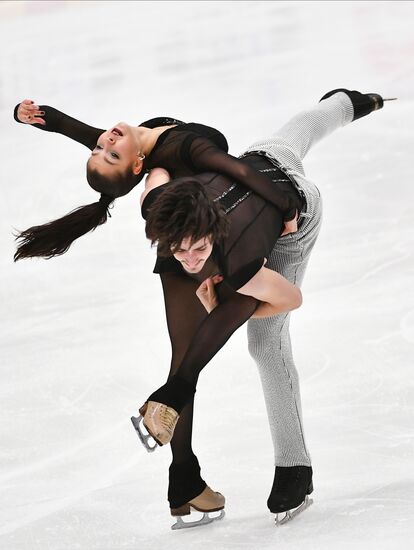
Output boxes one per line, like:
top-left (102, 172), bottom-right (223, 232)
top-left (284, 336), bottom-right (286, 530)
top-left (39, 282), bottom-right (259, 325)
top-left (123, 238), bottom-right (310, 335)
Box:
top-left (267, 466), bottom-right (313, 525)
top-left (169, 454), bottom-right (225, 530)
top-left (320, 88), bottom-right (396, 121)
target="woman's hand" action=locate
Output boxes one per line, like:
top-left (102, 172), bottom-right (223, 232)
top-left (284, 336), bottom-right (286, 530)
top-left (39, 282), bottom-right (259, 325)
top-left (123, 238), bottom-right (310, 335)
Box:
top-left (16, 99), bottom-right (46, 125)
top-left (280, 210), bottom-right (299, 236)
top-left (196, 274), bottom-right (223, 313)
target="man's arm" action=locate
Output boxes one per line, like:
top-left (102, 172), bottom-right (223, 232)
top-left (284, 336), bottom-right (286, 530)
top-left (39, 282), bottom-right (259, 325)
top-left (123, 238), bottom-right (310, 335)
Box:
top-left (237, 266), bottom-right (302, 318)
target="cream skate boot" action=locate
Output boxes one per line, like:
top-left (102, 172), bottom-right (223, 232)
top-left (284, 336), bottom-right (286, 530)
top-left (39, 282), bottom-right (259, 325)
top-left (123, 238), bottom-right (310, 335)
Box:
top-left (131, 401), bottom-right (179, 451)
top-left (141, 401), bottom-right (179, 445)
top-left (170, 486), bottom-right (225, 530)
top-left (131, 375), bottom-right (196, 452)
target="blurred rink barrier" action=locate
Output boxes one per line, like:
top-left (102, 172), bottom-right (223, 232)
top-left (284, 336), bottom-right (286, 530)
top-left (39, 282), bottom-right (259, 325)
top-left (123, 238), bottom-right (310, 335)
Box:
top-left (0, 0), bottom-right (89, 18)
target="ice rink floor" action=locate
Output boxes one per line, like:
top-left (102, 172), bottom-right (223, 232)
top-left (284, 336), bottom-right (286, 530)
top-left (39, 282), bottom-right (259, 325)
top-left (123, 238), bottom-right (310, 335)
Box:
top-left (1, 1), bottom-right (413, 549)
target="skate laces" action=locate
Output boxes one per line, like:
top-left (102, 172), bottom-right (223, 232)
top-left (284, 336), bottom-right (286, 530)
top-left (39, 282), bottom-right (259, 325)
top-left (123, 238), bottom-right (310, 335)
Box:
top-left (160, 405), bottom-right (177, 432)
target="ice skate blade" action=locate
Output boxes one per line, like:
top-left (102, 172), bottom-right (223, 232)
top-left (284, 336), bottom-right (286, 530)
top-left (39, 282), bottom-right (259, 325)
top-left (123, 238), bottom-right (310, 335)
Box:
top-left (130, 415), bottom-right (158, 453)
top-left (171, 509), bottom-right (225, 530)
top-left (274, 495), bottom-right (313, 526)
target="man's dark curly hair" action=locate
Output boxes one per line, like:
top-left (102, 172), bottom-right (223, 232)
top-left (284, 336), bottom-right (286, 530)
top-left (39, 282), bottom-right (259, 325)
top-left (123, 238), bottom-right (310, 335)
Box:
top-left (145, 178), bottom-right (229, 257)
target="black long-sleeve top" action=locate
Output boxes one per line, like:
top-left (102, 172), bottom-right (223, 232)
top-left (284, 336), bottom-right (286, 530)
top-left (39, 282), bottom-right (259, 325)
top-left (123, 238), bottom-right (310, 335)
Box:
top-left (13, 104), bottom-right (301, 220)
top-left (141, 155), bottom-right (299, 290)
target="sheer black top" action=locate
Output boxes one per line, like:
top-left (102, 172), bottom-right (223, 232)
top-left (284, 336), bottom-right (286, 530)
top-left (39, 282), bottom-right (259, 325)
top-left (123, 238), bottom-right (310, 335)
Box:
top-left (141, 152), bottom-right (302, 290)
top-left (13, 104), bottom-right (301, 220)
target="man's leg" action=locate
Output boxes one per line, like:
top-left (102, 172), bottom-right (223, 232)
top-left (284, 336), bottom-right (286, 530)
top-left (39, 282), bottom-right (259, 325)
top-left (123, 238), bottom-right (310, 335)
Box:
top-left (245, 89), bottom-right (384, 515)
top-left (247, 186), bottom-right (322, 518)
top-left (243, 91), bottom-right (356, 516)
top-left (247, 187), bottom-right (322, 467)
top-left (244, 91), bottom-right (352, 467)
top-left (243, 90), bottom-right (355, 177)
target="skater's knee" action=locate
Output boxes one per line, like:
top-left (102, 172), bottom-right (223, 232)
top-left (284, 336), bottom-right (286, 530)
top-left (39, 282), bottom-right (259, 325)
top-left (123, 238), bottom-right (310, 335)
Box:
top-left (247, 337), bottom-right (261, 362)
top-left (248, 332), bottom-right (280, 362)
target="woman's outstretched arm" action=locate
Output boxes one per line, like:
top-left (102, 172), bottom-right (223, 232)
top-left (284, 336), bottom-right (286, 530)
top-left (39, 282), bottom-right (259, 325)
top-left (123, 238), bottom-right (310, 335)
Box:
top-left (14, 98), bottom-right (104, 150)
top-left (186, 135), bottom-right (300, 221)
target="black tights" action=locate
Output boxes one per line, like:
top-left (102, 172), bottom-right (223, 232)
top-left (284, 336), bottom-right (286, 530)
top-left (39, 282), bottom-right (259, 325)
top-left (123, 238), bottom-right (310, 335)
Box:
top-left (160, 272), bottom-right (258, 465)
top-left (160, 273), bottom-right (206, 465)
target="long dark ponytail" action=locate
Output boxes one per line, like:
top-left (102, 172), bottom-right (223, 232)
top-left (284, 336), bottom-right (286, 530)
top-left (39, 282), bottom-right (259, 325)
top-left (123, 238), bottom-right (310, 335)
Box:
top-left (14, 194), bottom-right (114, 261)
top-left (14, 117), bottom-right (182, 261)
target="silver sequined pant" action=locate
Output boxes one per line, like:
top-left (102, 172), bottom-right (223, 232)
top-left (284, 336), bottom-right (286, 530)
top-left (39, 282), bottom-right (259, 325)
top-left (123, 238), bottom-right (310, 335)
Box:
top-left (241, 92), bottom-right (354, 466)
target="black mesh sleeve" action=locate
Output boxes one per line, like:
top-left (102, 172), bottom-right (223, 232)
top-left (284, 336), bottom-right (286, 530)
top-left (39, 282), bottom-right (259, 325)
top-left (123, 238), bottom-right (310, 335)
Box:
top-left (13, 104), bottom-right (104, 151)
top-left (161, 274), bottom-right (259, 386)
top-left (186, 135), bottom-right (298, 221)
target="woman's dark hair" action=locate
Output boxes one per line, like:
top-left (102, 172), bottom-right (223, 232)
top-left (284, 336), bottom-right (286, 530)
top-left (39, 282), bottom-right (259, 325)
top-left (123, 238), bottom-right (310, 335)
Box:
top-left (14, 194), bottom-right (114, 261)
top-left (145, 179), bottom-right (229, 257)
top-left (13, 158), bottom-right (147, 261)
top-left (86, 159), bottom-right (146, 197)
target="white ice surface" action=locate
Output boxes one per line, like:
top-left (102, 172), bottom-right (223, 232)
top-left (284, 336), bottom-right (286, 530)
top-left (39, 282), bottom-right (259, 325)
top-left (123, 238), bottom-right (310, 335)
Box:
top-left (0, 1), bottom-right (413, 549)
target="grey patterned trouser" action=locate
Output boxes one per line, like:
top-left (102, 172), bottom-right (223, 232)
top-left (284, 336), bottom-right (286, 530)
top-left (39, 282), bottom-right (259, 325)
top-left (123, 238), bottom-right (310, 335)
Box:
top-left (241, 92), bottom-right (354, 466)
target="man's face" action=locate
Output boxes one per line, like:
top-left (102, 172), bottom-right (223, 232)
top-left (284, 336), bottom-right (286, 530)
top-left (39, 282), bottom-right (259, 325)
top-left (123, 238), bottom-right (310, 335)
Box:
top-left (172, 236), bottom-right (214, 273)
